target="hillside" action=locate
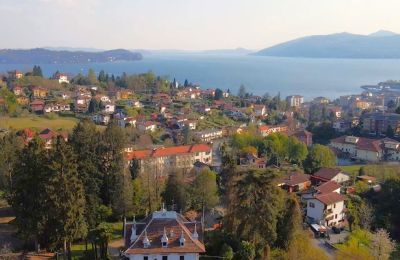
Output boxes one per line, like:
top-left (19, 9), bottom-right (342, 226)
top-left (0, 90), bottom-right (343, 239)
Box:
top-left (0, 48), bottom-right (142, 64)
top-left (254, 30), bottom-right (400, 59)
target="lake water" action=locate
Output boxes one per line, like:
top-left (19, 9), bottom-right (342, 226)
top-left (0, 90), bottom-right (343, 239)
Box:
top-left (2, 54), bottom-right (400, 100)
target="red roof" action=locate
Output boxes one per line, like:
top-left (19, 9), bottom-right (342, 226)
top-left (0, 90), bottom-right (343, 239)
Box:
top-left (277, 172), bottom-right (310, 186)
top-left (313, 168), bottom-right (346, 181)
top-left (315, 192), bottom-right (345, 205)
top-left (315, 181), bottom-right (341, 194)
top-left (125, 212), bottom-right (205, 254)
top-left (125, 144), bottom-right (211, 160)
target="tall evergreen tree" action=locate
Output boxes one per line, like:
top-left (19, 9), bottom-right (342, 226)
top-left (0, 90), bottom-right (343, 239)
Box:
top-left (32, 65), bottom-right (43, 77)
top-left (10, 137), bottom-right (49, 247)
top-left (0, 131), bottom-right (23, 191)
top-left (162, 171), bottom-right (188, 211)
top-left (276, 194), bottom-right (302, 249)
top-left (70, 120), bottom-right (103, 229)
top-left (46, 137), bottom-right (87, 259)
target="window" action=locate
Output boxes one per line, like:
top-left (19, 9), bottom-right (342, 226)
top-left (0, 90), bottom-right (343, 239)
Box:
top-left (162, 256), bottom-right (168, 260)
top-left (333, 203), bottom-right (336, 208)
top-left (144, 257), bottom-right (148, 260)
top-left (335, 214), bottom-right (337, 219)
top-left (309, 202), bottom-right (315, 208)
top-left (162, 242), bottom-right (167, 247)
top-left (180, 256), bottom-right (185, 260)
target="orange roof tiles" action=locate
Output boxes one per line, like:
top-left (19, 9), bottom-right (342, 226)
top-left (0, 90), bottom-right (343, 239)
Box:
top-left (125, 144), bottom-right (211, 161)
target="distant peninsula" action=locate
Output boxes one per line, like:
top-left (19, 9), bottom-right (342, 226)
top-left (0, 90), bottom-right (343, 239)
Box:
top-left (254, 30), bottom-right (400, 59)
top-left (0, 48), bottom-right (142, 64)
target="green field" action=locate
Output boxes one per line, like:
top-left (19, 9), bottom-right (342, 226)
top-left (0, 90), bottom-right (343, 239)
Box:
top-left (0, 116), bottom-right (79, 131)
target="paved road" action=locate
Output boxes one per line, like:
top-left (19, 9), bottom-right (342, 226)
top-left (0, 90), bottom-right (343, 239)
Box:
top-left (311, 238), bottom-right (335, 259)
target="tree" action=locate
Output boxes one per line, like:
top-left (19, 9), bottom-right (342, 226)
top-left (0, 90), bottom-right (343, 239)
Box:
top-left (98, 70), bottom-right (107, 82)
top-left (226, 169), bottom-right (285, 250)
top-left (238, 84), bottom-right (247, 98)
top-left (46, 137), bottom-right (87, 259)
top-left (129, 158), bottom-right (140, 179)
top-left (162, 171), bottom-right (188, 211)
top-left (236, 241), bottom-right (255, 260)
top-left (32, 65), bottom-right (43, 77)
top-left (70, 120), bottom-right (103, 229)
top-left (214, 88), bottom-right (224, 100)
top-left (10, 137), bottom-right (49, 247)
top-left (370, 229), bottom-right (396, 260)
top-left (386, 125), bottom-right (395, 138)
top-left (303, 144), bottom-right (336, 173)
top-left (286, 233), bottom-right (329, 260)
top-left (220, 243), bottom-right (234, 260)
top-left (190, 168), bottom-right (219, 211)
top-left (99, 123), bottom-right (128, 217)
top-left (87, 68), bottom-right (98, 85)
top-left (88, 98), bottom-right (100, 114)
top-left (0, 131), bottom-right (23, 191)
top-left (276, 194), bottom-right (302, 249)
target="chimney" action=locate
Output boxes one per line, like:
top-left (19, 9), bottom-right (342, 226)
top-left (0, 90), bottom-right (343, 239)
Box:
top-left (143, 229), bottom-right (150, 248)
top-left (161, 227), bottom-right (169, 248)
top-left (192, 223), bottom-right (199, 240)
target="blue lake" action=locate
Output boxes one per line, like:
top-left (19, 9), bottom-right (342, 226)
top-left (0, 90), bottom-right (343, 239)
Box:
top-left (1, 53), bottom-right (400, 99)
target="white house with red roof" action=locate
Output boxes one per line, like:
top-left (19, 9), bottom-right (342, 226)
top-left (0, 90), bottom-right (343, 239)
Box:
top-left (305, 180), bottom-right (345, 227)
top-left (258, 125), bottom-right (288, 137)
top-left (311, 168), bottom-right (350, 185)
top-left (124, 208), bottom-right (205, 260)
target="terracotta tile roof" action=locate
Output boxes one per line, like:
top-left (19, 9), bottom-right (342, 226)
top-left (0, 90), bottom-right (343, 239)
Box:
top-left (125, 212), bottom-right (205, 255)
top-left (277, 172), bottom-right (310, 186)
top-left (315, 192), bottom-right (345, 205)
top-left (313, 168), bottom-right (345, 181)
top-left (315, 181), bottom-right (341, 194)
top-left (330, 135), bottom-right (397, 152)
top-left (125, 144), bottom-right (211, 160)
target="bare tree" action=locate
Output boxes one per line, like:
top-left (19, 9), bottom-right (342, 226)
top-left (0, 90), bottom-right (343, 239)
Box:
top-left (371, 229), bottom-right (396, 260)
top-left (358, 202), bottom-right (374, 230)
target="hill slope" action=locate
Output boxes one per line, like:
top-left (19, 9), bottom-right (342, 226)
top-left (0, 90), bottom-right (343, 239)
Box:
top-left (0, 48), bottom-right (142, 64)
top-left (254, 31), bottom-right (400, 58)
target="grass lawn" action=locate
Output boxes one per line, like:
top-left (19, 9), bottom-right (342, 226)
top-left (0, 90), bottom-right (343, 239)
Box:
top-left (339, 164), bottom-right (363, 174)
top-left (0, 116), bottom-right (79, 131)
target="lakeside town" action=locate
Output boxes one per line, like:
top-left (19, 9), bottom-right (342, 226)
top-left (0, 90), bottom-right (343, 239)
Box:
top-left (1, 66), bottom-right (400, 260)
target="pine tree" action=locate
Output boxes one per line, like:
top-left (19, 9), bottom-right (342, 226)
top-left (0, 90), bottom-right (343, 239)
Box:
top-left (70, 120), bottom-right (103, 229)
top-left (0, 131), bottom-right (23, 191)
top-left (10, 137), bottom-right (49, 247)
top-left (276, 194), bottom-right (302, 249)
top-left (162, 171), bottom-right (188, 211)
top-left (46, 137), bottom-right (87, 259)
top-left (87, 68), bottom-right (98, 85)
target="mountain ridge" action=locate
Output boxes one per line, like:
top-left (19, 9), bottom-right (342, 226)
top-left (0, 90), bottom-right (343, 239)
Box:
top-left (0, 48), bottom-right (142, 64)
top-left (254, 30), bottom-right (400, 59)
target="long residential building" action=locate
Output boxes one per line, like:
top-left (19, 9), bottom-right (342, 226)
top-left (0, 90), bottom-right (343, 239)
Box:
top-left (330, 135), bottom-right (400, 162)
top-left (125, 144), bottom-right (212, 175)
top-left (362, 112), bottom-right (400, 136)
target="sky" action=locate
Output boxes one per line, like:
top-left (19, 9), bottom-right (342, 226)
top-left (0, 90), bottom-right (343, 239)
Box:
top-left (1, 0), bottom-right (400, 50)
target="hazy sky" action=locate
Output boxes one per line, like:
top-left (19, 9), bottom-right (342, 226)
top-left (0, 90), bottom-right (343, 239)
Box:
top-left (1, 0), bottom-right (400, 50)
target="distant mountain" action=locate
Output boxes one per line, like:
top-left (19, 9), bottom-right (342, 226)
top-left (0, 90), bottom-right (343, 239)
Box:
top-left (131, 48), bottom-right (253, 55)
top-left (0, 48), bottom-right (142, 64)
top-left (254, 30), bottom-right (400, 58)
top-left (43, 47), bottom-right (105, 52)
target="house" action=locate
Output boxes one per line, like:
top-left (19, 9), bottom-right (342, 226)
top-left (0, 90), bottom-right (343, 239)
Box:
top-left (123, 208), bottom-right (205, 260)
top-left (12, 85), bottom-right (23, 96)
top-left (38, 128), bottom-right (68, 149)
top-left (16, 96), bottom-right (29, 106)
top-left (93, 114), bottom-right (111, 125)
top-left (103, 104), bottom-right (116, 113)
top-left (125, 117), bottom-right (137, 127)
top-left (44, 103), bottom-right (71, 113)
top-left (55, 73), bottom-right (69, 84)
top-left (125, 144), bottom-right (212, 175)
top-left (32, 87), bottom-right (48, 99)
top-left (8, 70), bottom-right (23, 79)
top-left (194, 129), bottom-right (223, 142)
top-left (137, 121), bottom-right (158, 132)
top-left (312, 97), bottom-right (330, 104)
top-left (253, 104), bottom-right (267, 117)
top-left (290, 130), bottom-right (313, 146)
top-left (332, 120), bottom-right (352, 133)
top-left (96, 94), bottom-right (111, 103)
top-left (30, 100), bottom-right (45, 113)
top-left (258, 125), bottom-right (288, 137)
top-left (239, 153), bottom-right (267, 169)
top-left (277, 172), bottom-right (311, 193)
top-left (306, 192), bottom-right (346, 227)
top-left (286, 95), bottom-right (304, 107)
top-left (330, 135), bottom-right (400, 162)
top-left (311, 168), bottom-right (350, 185)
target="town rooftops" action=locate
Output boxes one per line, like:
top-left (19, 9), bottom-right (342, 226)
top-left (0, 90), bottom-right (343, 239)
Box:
top-left (124, 209), bottom-right (205, 255)
top-left (125, 144), bottom-right (211, 160)
top-left (314, 192), bottom-right (345, 205)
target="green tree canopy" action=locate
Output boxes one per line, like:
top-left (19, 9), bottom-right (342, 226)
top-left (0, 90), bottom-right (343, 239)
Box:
top-left (303, 144), bottom-right (336, 173)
